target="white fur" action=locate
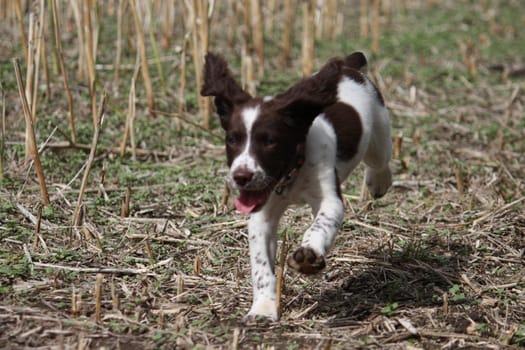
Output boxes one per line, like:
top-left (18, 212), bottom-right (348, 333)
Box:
top-left (229, 106), bottom-right (267, 189)
top-left (242, 77), bottom-right (392, 322)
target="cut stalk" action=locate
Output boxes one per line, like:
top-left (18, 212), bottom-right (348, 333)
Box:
top-left (301, 0), bottom-right (315, 77)
top-left (71, 0), bottom-right (86, 80)
top-left (244, 52), bottom-right (256, 96)
top-left (371, 0), bottom-right (380, 54)
top-left (40, 25), bottom-right (51, 100)
top-left (196, 0), bottom-right (211, 129)
top-left (120, 52), bottom-right (139, 158)
top-left (242, 0), bottom-right (252, 54)
top-left (14, 0), bottom-right (28, 64)
top-left (72, 92), bottom-right (106, 227)
top-left (51, 0), bottom-right (76, 144)
top-left (92, 0), bottom-right (100, 65)
top-left (276, 232), bottom-right (289, 319)
top-left (360, 0), bottom-right (368, 39)
top-left (251, 0), bottom-right (264, 77)
top-left (121, 186), bottom-right (131, 217)
top-left (84, 0), bottom-right (97, 126)
top-left (128, 76), bottom-right (137, 160)
top-left (113, 0), bottom-right (124, 83)
top-left (25, 13), bottom-right (35, 114)
top-left (226, 0), bottom-right (237, 48)
top-left (130, 0), bottom-right (156, 117)
top-left (455, 163), bottom-right (464, 196)
top-left (24, 13), bottom-right (35, 163)
top-left (31, 0), bottom-right (46, 124)
top-left (47, 0), bottom-right (59, 76)
top-left (177, 34), bottom-right (190, 132)
top-left (147, 1), bottom-right (167, 96)
top-left (281, 0), bottom-right (295, 66)
top-left (161, 0), bottom-right (174, 49)
top-left (0, 83), bottom-right (5, 181)
top-left (185, 0), bottom-right (211, 128)
top-left (13, 58), bottom-right (50, 205)
top-left (324, 0), bottom-right (337, 40)
top-left (94, 273), bottom-right (103, 322)
top-left (265, 0), bottom-right (277, 33)
top-left (393, 132), bottom-right (402, 159)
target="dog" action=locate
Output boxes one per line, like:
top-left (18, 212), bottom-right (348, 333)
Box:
top-left (201, 52), bottom-right (392, 321)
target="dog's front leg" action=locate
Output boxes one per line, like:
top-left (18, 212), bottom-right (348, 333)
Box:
top-left (243, 201), bottom-right (286, 322)
top-left (288, 182), bottom-right (344, 275)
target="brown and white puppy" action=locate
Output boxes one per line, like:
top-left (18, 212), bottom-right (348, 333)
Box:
top-left (201, 52), bottom-right (392, 321)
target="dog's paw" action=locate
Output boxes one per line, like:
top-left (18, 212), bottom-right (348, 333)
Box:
top-left (243, 298), bottom-right (278, 323)
top-left (287, 247), bottom-right (326, 275)
top-left (365, 166), bottom-right (392, 199)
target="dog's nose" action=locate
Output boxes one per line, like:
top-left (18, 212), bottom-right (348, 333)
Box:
top-left (233, 168), bottom-right (253, 187)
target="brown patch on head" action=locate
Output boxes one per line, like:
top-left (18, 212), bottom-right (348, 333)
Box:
top-left (323, 102), bottom-right (363, 161)
top-left (222, 98), bottom-right (263, 167)
top-left (240, 58), bottom-right (344, 182)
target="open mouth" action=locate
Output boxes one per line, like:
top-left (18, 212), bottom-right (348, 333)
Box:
top-left (235, 186), bottom-right (274, 214)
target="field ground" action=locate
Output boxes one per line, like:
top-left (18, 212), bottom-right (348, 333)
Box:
top-left (0, 1), bottom-right (524, 349)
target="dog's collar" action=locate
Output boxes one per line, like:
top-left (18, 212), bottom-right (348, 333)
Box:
top-left (275, 143), bottom-right (305, 195)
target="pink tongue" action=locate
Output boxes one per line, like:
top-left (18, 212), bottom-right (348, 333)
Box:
top-left (235, 191), bottom-right (264, 214)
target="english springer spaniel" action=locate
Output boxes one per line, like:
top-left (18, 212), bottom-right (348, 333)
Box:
top-left (201, 52), bottom-right (392, 321)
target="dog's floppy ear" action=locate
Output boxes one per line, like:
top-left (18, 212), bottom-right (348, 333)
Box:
top-left (275, 58), bottom-right (343, 136)
top-left (344, 51), bottom-right (367, 73)
top-left (201, 53), bottom-right (251, 129)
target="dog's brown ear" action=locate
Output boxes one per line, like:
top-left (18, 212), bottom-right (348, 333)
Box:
top-left (275, 58), bottom-right (342, 136)
top-left (344, 51), bottom-right (367, 72)
top-left (201, 53), bottom-right (251, 129)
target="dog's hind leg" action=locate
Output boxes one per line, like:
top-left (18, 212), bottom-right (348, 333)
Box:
top-left (364, 108), bottom-right (392, 198)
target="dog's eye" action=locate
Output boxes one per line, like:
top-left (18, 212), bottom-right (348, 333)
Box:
top-left (260, 134), bottom-right (277, 147)
top-left (226, 132), bottom-right (241, 146)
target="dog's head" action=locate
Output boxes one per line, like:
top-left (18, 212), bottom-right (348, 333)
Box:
top-left (201, 53), bottom-right (342, 214)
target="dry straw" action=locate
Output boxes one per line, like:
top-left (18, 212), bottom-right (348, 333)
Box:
top-left (94, 273), bottom-right (103, 322)
top-left (113, 0), bottom-right (124, 83)
top-left (72, 92), bottom-right (106, 227)
top-left (251, 0), bottom-right (264, 77)
top-left (276, 233), bottom-right (289, 319)
top-left (24, 12), bottom-right (35, 162)
top-left (13, 58), bottom-right (50, 205)
top-left (185, 0), bottom-right (213, 129)
top-left (371, 0), bottom-right (380, 54)
top-left (177, 33), bottom-right (190, 131)
top-left (301, 0), bottom-right (315, 76)
top-left (0, 83), bottom-right (5, 181)
top-left (120, 53), bottom-right (140, 158)
top-left (146, 1), bottom-right (167, 96)
top-left (83, 0), bottom-right (98, 126)
top-left (264, 0), bottom-right (277, 33)
top-left (14, 0), bottom-right (28, 64)
top-left (30, 1), bottom-right (45, 125)
top-left (281, 0), bottom-right (295, 66)
top-left (130, 0), bottom-right (156, 117)
top-left (323, 0), bottom-right (338, 41)
top-left (161, 1), bottom-right (174, 49)
top-left (51, 0), bottom-right (76, 143)
top-left (360, 0), bottom-right (368, 39)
